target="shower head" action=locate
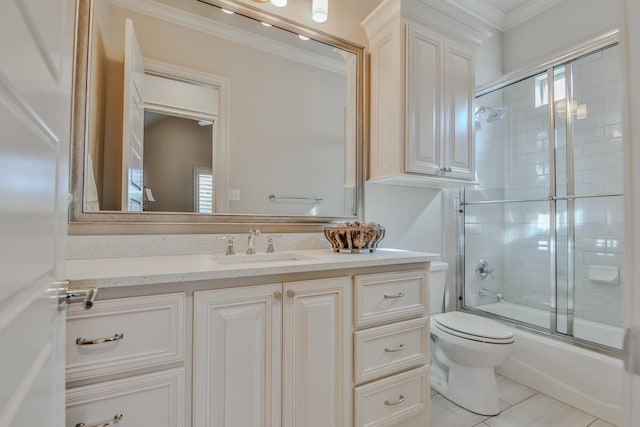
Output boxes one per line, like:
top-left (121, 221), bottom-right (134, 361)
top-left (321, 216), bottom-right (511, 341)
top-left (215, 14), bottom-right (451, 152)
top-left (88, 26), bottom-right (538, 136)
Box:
top-left (475, 105), bottom-right (507, 123)
top-left (486, 107), bottom-right (507, 123)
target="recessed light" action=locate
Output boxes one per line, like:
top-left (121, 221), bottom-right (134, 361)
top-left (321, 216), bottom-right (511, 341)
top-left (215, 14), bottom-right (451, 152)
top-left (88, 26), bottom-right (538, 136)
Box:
top-left (221, 8), bottom-right (234, 14)
top-left (261, 22), bottom-right (272, 27)
top-left (298, 35), bottom-right (310, 41)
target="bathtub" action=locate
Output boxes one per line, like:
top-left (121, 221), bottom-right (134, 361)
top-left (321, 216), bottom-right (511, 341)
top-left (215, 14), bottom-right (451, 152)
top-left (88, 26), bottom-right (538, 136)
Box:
top-left (474, 302), bottom-right (624, 425)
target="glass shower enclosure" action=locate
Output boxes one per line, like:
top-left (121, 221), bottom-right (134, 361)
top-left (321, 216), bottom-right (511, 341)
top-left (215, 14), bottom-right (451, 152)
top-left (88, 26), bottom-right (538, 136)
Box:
top-left (460, 42), bottom-right (624, 350)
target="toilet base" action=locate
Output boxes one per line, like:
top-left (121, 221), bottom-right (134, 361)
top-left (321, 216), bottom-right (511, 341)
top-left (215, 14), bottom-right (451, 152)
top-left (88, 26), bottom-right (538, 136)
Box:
top-left (431, 351), bottom-right (501, 416)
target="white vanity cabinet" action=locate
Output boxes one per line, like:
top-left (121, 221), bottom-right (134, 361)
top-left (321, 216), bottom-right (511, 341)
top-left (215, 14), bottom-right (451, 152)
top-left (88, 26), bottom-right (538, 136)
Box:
top-left (65, 293), bottom-right (186, 427)
top-left (363, 0), bottom-right (486, 188)
top-left (65, 249), bottom-right (437, 427)
top-left (193, 276), bottom-right (352, 427)
top-left (353, 270), bottom-right (430, 427)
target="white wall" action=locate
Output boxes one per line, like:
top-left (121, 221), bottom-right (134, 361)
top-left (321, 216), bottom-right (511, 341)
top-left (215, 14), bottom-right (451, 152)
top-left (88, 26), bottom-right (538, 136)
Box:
top-left (502, 0), bottom-right (619, 73)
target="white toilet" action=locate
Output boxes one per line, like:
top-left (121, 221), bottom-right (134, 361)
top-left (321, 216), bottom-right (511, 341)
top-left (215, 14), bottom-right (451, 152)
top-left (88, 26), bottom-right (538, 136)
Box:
top-left (429, 261), bottom-right (515, 416)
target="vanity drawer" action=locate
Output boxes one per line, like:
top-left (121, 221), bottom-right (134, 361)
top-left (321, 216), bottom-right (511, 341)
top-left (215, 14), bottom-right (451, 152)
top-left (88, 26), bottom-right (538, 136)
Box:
top-left (354, 317), bottom-right (429, 385)
top-left (354, 366), bottom-right (429, 427)
top-left (354, 270), bottom-right (428, 328)
top-left (66, 293), bottom-right (185, 382)
top-left (66, 368), bottom-right (185, 427)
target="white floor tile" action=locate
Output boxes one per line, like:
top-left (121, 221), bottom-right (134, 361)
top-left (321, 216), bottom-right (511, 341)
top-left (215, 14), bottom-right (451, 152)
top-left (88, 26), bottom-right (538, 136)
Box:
top-left (588, 420), bottom-right (617, 427)
top-left (495, 374), bottom-right (537, 406)
top-left (431, 393), bottom-right (489, 427)
top-left (484, 394), bottom-right (596, 427)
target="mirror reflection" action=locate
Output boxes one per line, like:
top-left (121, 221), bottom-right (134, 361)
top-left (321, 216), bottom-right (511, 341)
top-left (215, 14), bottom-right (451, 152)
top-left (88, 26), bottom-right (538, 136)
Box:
top-left (82, 0), bottom-right (359, 219)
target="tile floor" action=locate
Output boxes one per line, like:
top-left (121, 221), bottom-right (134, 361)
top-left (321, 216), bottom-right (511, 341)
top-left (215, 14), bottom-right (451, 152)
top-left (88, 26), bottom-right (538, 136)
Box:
top-left (431, 374), bottom-right (617, 427)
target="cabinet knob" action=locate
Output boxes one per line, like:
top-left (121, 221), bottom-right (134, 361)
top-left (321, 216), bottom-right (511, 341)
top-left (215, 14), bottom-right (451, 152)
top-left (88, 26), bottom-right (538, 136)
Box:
top-left (274, 291), bottom-right (283, 300)
top-left (286, 289), bottom-right (296, 298)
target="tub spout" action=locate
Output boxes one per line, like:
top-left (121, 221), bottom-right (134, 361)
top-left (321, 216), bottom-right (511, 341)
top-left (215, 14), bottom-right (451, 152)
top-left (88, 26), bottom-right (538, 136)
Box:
top-left (479, 287), bottom-right (504, 302)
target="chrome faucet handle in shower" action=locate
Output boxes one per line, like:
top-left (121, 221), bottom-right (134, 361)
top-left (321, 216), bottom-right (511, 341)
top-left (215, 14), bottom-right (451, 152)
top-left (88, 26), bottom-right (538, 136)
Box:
top-left (475, 259), bottom-right (494, 280)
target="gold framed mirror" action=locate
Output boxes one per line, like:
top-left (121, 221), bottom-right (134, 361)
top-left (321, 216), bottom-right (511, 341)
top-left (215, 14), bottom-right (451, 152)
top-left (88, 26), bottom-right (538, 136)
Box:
top-left (69, 0), bottom-right (365, 234)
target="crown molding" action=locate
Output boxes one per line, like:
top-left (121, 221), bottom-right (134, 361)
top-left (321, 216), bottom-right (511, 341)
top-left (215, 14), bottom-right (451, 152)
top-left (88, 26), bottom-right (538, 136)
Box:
top-left (446, 0), bottom-right (565, 32)
top-left (110, 0), bottom-right (348, 75)
top-left (362, 0), bottom-right (493, 45)
top-left (504, 0), bottom-right (565, 31)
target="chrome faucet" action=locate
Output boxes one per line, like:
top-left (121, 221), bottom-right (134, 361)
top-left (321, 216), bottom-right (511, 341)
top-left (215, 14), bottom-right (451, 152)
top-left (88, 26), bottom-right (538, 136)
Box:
top-left (246, 229), bottom-right (261, 254)
top-left (266, 235), bottom-right (281, 253)
top-left (479, 287), bottom-right (504, 302)
top-left (218, 236), bottom-right (235, 255)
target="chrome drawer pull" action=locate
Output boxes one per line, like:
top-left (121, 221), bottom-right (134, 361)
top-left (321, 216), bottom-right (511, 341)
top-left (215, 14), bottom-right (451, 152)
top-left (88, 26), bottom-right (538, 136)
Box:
top-left (76, 414), bottom-right (123, 427)
top-left (384, 344), bottom-right (406, 353)
top-left (76, 333), bottom-right (124, 346)
top-left (383, 292), bottom-right (405, 299)
top-left (384, 395), bottom-right (405, 406)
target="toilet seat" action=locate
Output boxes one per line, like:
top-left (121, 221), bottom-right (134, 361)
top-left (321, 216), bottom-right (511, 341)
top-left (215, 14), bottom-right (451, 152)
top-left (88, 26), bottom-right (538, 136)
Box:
top-left (433, 311), bottom-right (514, 344)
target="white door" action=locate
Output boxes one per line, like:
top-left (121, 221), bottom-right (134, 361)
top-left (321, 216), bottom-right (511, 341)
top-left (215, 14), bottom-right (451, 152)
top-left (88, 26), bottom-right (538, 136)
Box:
top-left (0, 0), bottom-right (73, 425)
top-left (122, 19), bottom-right (144, 211)
top-left (622, 1), bottom-right (640, 426)
top-left (282, 277), bottom-right (352, 427)
top-left (193, 284), bottom-right (282, 427)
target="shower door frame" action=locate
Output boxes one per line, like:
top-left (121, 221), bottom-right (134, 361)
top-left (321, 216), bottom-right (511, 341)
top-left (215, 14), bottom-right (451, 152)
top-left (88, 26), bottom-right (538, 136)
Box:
top-left (457, 31), bottom-right (623, 356)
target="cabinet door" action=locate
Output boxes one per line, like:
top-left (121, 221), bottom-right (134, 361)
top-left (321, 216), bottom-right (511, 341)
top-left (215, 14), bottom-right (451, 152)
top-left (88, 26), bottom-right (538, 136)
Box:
top-left (194, 284), bottom-right (282, 427)
top-left (444, 40), bottom-right (475, 180)
top-left (406, 23), bottom-right (444, 176)
top-left (282, 277), bottom-right (352, 427)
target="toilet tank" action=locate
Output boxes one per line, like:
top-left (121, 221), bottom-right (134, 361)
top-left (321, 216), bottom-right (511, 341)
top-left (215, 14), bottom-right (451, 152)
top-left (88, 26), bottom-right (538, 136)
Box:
top-left (429, 261), bottom-right (449, 315)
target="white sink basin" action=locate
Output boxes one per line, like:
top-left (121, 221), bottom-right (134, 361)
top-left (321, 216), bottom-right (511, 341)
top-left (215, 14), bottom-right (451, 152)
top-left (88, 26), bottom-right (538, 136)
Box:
top-left (213, 252), bottom-right (314, 265)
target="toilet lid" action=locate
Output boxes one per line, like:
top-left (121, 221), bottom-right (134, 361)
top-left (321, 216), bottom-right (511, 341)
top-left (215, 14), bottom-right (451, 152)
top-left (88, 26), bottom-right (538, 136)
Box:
top-left (433, 311), bottom-right (514, 343)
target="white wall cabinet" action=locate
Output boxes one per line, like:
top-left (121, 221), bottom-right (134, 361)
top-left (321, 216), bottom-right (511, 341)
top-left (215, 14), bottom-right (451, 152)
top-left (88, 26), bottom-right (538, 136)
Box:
top-left (194, 276), bottom-right (352, 427)
top-left (363, 0), bottom-right (486, 188)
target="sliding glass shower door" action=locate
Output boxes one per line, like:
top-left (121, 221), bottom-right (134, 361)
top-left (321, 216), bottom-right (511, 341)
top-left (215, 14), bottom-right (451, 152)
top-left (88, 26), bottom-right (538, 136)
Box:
top-left (462, 43), bottom-right (624, 350)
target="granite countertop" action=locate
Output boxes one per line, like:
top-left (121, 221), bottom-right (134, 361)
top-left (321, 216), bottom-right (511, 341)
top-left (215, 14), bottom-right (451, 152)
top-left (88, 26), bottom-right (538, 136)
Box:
top-left (66, 249), bottom-right (439, 288)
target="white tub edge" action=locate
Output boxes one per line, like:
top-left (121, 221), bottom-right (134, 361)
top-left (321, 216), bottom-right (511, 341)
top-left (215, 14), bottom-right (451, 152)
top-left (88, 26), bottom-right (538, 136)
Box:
top-left (496, 327), bottom-right (623, 425)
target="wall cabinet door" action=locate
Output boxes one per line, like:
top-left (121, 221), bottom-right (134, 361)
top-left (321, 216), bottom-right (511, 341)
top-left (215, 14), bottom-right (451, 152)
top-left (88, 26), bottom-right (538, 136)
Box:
top-left (444, 40), bottom-right (475, 180)
top-left (194, 284), bottom-right (282, 427)
top-left (406, 23), bottom-right (444, 176)
top-left (282, 277), bottom-right (353, 427)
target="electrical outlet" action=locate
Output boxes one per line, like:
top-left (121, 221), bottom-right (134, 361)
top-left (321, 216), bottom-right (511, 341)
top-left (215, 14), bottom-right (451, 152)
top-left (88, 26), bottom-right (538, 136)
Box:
top-left (228, 189), bottom-right (241, 201)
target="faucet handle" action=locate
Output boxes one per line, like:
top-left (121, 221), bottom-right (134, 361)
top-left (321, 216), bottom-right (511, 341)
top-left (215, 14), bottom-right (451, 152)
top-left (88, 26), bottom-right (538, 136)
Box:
top-left (218, 236), bottom-right (235, 255)
top-left (266, 235), bottom-right (282, 253)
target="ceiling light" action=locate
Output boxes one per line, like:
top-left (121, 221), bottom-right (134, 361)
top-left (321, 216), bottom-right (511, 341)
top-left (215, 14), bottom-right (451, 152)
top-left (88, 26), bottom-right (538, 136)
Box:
top-left (298, 34), bottom-right (310, 41)
top-left (197, 120), bottom-right (213, 126)
top-left (221, 8), bottom-right (234, 14)
top-left (261, 22), bottom-right (272, 27)
top-left (312, 0), bottom-right (328, 23)
top-left (270, 0), bottom-right (287, 7)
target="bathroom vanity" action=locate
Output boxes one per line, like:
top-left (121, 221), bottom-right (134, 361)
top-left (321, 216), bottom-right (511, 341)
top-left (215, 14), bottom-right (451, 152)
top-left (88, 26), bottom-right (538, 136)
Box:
top-left (64, 249), bottom-right (437, 427)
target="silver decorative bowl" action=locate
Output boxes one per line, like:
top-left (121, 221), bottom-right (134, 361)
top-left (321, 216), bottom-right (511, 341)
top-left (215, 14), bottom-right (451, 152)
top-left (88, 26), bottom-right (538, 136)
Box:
top-left (323, 224), bottom-right (385, 253)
